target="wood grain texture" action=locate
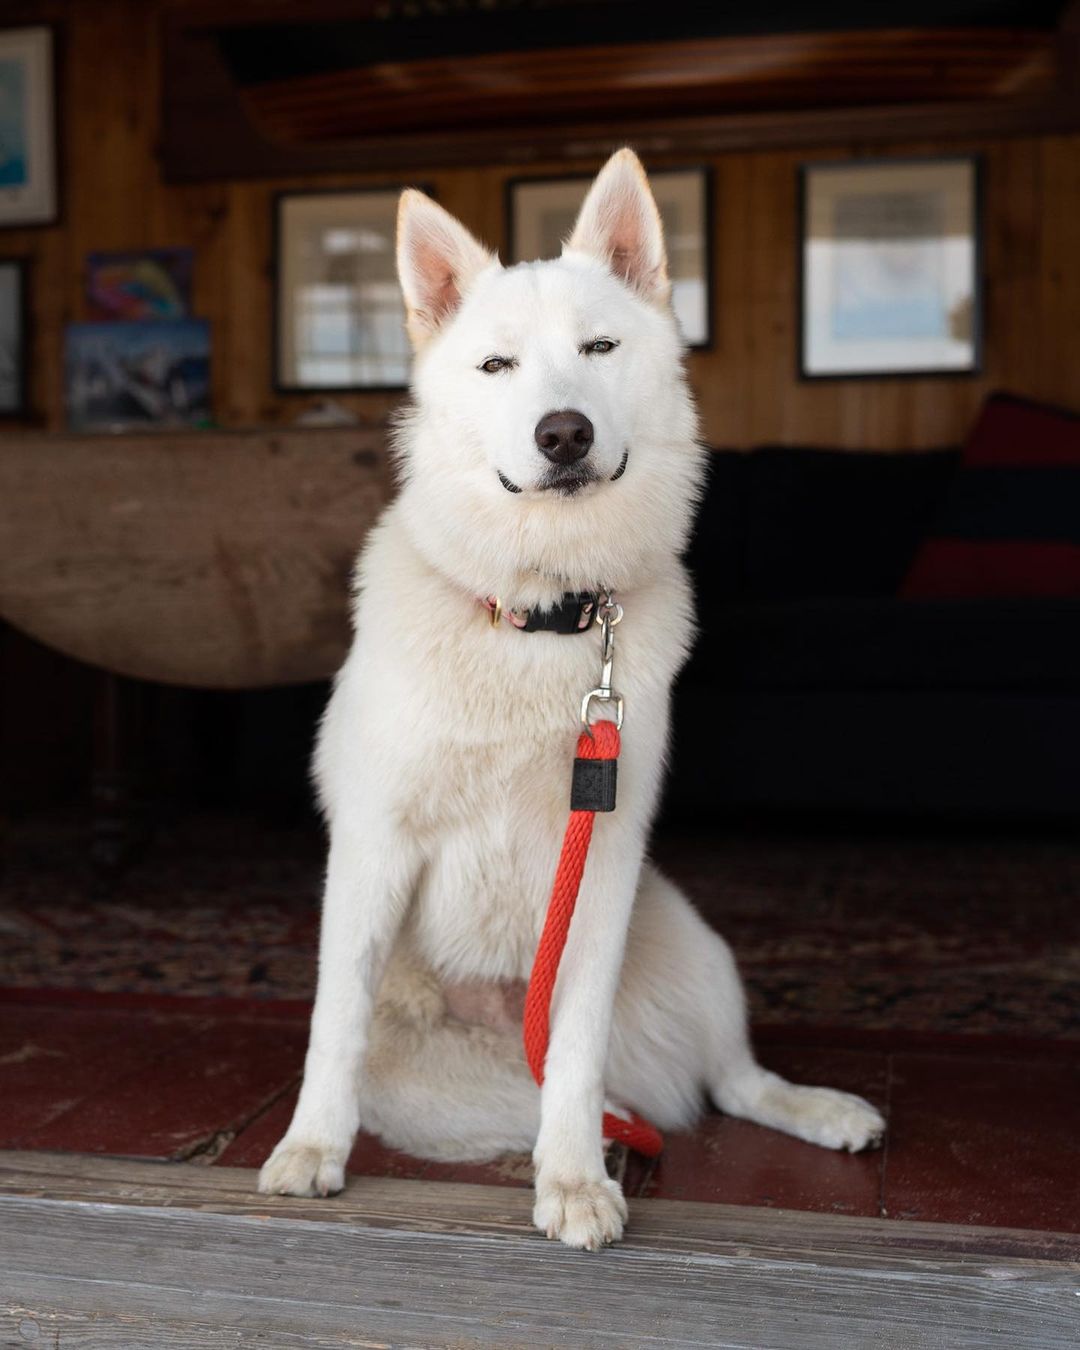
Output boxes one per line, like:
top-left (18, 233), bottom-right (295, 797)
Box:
top-left (1, 0), bottom-right (1079, 451)
top-left (3, 1151), bottom-right (1079, 1264)
top-left (159, 0), bottom-right (1080, 178)
top-left (1, 1153), bottom-right (1078, 1349)
top-left (239, 29), bottom-right (1058, 143)
top-left (0, 428), bottom-right (389, 687)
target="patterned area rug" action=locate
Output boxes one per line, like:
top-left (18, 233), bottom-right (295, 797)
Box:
top-left (658, 832), bottom-right (1080, 1040)
top-left (2, 813), bottom-right (1078, 1038)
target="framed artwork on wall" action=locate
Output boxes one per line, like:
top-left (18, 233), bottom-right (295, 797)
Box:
top-left (86, 248), bottom-right (194, 321)
top-left (0, 26), bottom-right (58, 228)
top-left (65, 318), bottom-right (211, 433)
top-left (0, 256), bottom-right (27, 414)
top-left (507, 167), bottom-right (712, 349)
top-left (274, 188), bottom-right (417, 393)
top-left (799, 156), bottom-right (982, 379)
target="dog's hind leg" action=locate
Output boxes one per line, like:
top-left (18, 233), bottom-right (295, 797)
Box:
top-left (607, 866), bottom-right (885, 1152)
top-left (356, 954), bottom-right (540, 1163)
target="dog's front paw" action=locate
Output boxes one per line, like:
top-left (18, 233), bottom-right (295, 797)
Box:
top-left (258, 1138), bottom-right (347, 1198)
top-left (790, 1087), bottom-right (886, 1153)
top-left (533, 1176), bottom-right (628, 1251)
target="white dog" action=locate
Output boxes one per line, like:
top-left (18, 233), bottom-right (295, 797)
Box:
top-left (259, 149), bottom-right (884, 1249)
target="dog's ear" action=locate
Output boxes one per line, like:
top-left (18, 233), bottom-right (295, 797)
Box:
top-left (565, 148), bottom-right (670, 306)
top-left (397, 190), bottom-right (496, 346)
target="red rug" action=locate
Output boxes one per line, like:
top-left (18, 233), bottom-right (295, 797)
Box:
top-left (2, 812), bottom-right (1077, 1039)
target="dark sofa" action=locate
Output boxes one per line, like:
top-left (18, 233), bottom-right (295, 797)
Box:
top-left (666, 446), bottom-right (1080, 821)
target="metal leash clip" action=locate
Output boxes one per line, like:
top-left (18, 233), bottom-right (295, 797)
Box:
top-left (580, 591), bottom-right (624, 732)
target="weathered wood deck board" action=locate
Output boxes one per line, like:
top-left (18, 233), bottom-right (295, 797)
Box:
top-left (2, 1152), bottom-right (1078, 1266)
top-left (4, 1195), bottom-right (1079, 1350)
top-left (1, 1154), bottom-right (1078, 1348)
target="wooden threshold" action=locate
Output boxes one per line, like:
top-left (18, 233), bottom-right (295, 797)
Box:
top-left (2, 1152), bottom-right (1078, 1348)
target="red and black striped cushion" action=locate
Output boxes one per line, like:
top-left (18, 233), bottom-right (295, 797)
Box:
top-left (901, 394), bottom-right (1080, 599)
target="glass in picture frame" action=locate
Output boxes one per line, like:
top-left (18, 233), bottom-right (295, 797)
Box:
top-left (274, 189), bottom-right (417, 392)
top-left (799, 157), bottom-right (982, 379)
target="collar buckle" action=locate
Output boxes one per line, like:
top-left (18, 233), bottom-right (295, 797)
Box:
top-left (484, 591), bottom-right (599, 635)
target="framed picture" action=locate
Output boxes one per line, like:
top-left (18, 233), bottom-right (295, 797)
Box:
top-left (86, 248), bottom-right (194, 321)
top-left (799, 157), bottom-right (982, 379)
top-left (0, 256), bottom-right (27, 414)
top-left (0, 26), bottom-right (57, 228)
top-left (65, 318), bottom-right (211, 433)
top-left (274, 188), bottom-right (416, 392)
top-left (507, 167), bottom-right (712, 349)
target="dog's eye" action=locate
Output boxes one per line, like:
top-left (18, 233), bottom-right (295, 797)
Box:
top-left (583, 338), bottom-right (619, 355)
top-left (479, 356), bottom-right (515, 374)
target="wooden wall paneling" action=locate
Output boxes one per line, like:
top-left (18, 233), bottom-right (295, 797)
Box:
top-left (687, 153), bottom-right (752, 448)
top-left (749, 149), bottom-right (804, 446)
top-left (981, 138), bottom-right (1041, 414)
top-left (162, 182), bottom-right (233, 420)
top-left (64, 1), bottom-right (155, 253)
top-left (440, 167), bottom-right (501, 252)
top-left (1037, 136), bottom-right (1080, 409)
top-left (224, 180), bottom-right (268, 426)
top-left (2, 0), bottom-right (1079, 450)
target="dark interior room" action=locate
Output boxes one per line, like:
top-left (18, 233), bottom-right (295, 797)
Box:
top-left (1, 2), bottom-right (1078, 1344)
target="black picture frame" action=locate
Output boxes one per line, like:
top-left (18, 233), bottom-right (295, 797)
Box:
top-left (505, 165), bottom-right (714, 351)
top-left (797, 155), bottom-right (984, 381)
top-left (272, 185), bottom-right (432, 395)
top-left (0, 256), bottom-right (29, 417)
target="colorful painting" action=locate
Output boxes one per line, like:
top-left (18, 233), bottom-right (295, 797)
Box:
top-left (0, 27), bottom-right (56, 227)
top-left (86, 248), bottom-right (194, 321)
top-left (65, 319), bottom-right (211, 432)
top-left (86, 249), bottom-right (194, 321)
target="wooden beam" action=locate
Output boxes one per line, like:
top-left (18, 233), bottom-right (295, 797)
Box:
top-left (161, 6), bottom-right (1080, 181)
top-left (2, 1153), bottom-right (1078, 1348)
top-left (238, 30), bottom-right (1057, 144)
top-left (163, 86), bottom-right (1080, 181)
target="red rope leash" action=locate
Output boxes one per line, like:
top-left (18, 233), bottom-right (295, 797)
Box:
top-left (523, 719), bottom-right (663, 1158)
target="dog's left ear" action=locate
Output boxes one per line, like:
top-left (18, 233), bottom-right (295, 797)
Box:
top-left (565, 148), bottom-right (670, 306)
top-left (397, 190), bottom-right (496, 347)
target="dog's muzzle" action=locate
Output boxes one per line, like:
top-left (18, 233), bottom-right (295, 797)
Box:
top-left (496, 449), bottom-right (630, 494)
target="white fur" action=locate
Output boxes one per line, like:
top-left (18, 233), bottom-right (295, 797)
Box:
top-left (259, 150), bottom-right (884, 1249)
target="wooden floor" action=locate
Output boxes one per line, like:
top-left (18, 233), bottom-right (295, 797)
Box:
top-left (2, 1151), bottom-right (1078, 1349)
top-left (4, 989), bottom-right (1078, 1234)
top-left (3, 821), bottom-right (1077, 1343)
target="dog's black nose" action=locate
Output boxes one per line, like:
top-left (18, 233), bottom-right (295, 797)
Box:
top-left (534, 410), bottom-right (594, 465)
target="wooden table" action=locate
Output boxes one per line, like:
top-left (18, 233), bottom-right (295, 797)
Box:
top-left (0, 427), bottom-right (391, 867)
top-left (0, 427), bottom-right (392, 689)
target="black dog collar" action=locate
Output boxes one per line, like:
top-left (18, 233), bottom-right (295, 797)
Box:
top-left (482, 591), bottom-right (599, 634)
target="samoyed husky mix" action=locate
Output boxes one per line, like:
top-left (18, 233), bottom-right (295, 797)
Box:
top-left (259, 150), bottom-right (884, 1249)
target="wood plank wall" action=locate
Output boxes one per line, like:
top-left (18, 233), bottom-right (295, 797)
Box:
top-left (3, 0), bottom-right (1079, 450)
